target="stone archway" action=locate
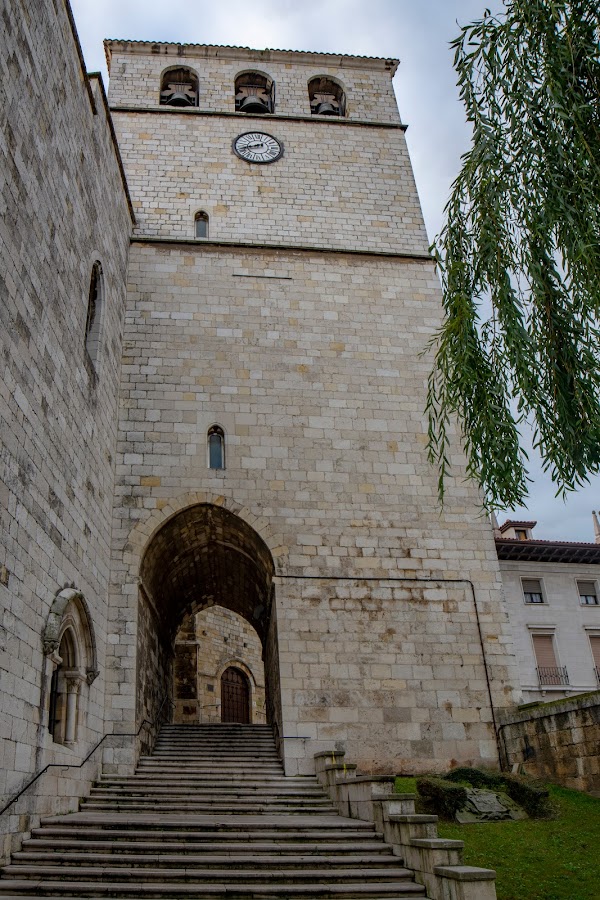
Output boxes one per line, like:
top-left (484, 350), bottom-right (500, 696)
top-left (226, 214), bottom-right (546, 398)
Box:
top-left (137, 502), bottom-right (281, 739)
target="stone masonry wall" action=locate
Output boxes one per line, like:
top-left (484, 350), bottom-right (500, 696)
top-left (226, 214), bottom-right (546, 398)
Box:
top-left (276, 577), bottom-right (498, 775)
top-left (498, 693), bottom-right (600, 792)
top-left (106, 44), bottom-right (402, 124)
top-left (106, 241), bottom-right (519, 774)
top-left (105, 45), bottom-right (519, 776)
top-left (111, 113), bottom-right (427, 253)
top-left (0, 0), bottom-right (131, 854)
top-left (173, 606), bottom-right (266, 725)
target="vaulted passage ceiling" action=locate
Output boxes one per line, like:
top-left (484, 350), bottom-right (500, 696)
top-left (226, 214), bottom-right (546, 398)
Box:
top-left (140, 504), bottom-right (274, 645)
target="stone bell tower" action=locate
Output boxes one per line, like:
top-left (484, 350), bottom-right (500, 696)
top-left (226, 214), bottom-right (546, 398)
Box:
top-left (104, 40), bottom-right (519, 775)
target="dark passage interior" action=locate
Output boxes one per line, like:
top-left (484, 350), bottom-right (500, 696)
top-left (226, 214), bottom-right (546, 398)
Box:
top-left (136, 504), bottom-right (280, 743)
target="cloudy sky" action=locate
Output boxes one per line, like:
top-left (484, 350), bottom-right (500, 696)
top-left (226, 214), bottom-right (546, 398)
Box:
top-left (69, 0), bottom-right (600, 543)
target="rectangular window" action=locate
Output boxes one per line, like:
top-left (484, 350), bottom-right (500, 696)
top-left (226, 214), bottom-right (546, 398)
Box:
top-left (522, 578), bottom-right (544, 604)
top-left (577, 580), bottom-right (598, 605)
top-left (590, 636), bottom-right (600, 684)
top-left (532, 633), bottom-right (568, 686)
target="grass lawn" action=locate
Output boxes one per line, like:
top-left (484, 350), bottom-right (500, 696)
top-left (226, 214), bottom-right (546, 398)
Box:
top-left (394, 779), bottom-right (600, 900)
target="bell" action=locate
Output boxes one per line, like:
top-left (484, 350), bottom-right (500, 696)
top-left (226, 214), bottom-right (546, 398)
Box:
top-left (167, 91), bottom-right (194, 107)
top-left (239, 94), bottom-right (270, 114)
top-left (314, 101), bottom-right (338, 116)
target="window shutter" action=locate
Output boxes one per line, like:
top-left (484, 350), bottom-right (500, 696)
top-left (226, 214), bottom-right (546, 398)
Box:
top-left (590, 636), bottom-right (600, 668)
top-left (532, 634), bottom-right (557, 669)
top-left (522, 579), bottom-right (542, 594)
top-left (578, 581), bottom-right (596, 597)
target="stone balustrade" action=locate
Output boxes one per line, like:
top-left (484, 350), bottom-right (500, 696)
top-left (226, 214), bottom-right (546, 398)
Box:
top-left (314, 750), bottom-right (497, 900)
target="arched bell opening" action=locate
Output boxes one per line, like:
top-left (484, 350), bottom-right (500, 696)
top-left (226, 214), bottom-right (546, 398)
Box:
top-left (160, 66), bottom-right (199, 108)
top-left (235, 70), bottom-right (275, 115)
top-left (308, 75), bottom-right (346, 117)
top-left (138, 503), bottom-right (280, 739)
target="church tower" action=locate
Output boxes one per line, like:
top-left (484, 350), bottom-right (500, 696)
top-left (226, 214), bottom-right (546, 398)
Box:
top-left (104, 41), bottom-right (519, 775)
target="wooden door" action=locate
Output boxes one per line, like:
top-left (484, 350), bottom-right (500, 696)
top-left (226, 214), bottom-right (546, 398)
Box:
top-left (221, 667), bottom-right (250, 723)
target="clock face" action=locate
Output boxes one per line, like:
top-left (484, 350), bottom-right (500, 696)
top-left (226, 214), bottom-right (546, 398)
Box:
top-left (233, 132), bottom-right (283, 164)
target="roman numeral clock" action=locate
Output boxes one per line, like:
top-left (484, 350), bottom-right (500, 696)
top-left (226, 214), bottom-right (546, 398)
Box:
top-left (233, 131), bottom-right (283, 164)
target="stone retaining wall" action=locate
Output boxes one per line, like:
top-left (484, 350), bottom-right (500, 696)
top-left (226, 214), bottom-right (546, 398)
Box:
top-left (498, 692), bottom-right (600, 792)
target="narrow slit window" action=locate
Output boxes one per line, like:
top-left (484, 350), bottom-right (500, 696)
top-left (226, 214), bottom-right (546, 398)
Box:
top-left (85, 262), bottom-right (103, 368)
top-left (195, 211), bottom-right (209, 239)
top-left (208, 425), bottom-right (225, 470)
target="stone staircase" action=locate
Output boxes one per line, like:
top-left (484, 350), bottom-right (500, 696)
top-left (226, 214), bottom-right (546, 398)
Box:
top-left (0, 724), bottom-right (430, 898)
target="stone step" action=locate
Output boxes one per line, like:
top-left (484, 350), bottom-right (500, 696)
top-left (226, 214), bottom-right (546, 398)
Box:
top-left (152, 738), bottom-right (277, 745)
top-left (135, 765), bottom-right (285, 774)
top-left (92, 781), bottom-right (323, 792)
top-left (0, 726), bottom-right (429, 900)
top-left (38, 815), bottom-right (375, 830)
top-left (88, 780), bottom-right (321, 792)
top-left (81, 788), bottom-right (333, 814)
top-left (0, 881), bottom-right (428, 898)
top-left (90, 781), bottom-right (325, 800)
top-left (151, 739), bottom-right (277, 745)
top-left (121, 769), bottom-right (312, 788)
top-left (11, 851), bottom-right (398, 868)
top-left (80, 797), bottom-right (335, 807)
top-left (151, 741), bottom-right (277, 746)
top-left (158, 726), bottom-right (273, 730)
top-left (38, 813), bottom-right (376, 831)
top-left (80, 803), bottom-right (338, 815)
top-left (2, 864), bottom-right (414, 883)
top-left (31, 827), bottom-right (380, 844)
top-left (149, 752), bottom-right (279, 758)
top-left (147, 756), bottom-right (281, 763)
top-left (19, 829), bottom-right (390, 860)
top-left (138, 756), bottom-right (283, 775)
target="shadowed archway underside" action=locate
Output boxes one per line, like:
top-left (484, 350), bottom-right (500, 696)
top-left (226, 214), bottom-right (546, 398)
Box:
top-left (139, 503), bottom-right (275, 645)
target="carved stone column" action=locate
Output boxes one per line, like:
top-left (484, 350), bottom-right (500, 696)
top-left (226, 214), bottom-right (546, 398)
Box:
top-left (64, 675), bottom-right (83, 744)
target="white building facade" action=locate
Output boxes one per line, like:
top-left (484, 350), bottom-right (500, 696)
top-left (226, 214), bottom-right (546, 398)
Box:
top-left (496, 519), bottom-right (600, 703)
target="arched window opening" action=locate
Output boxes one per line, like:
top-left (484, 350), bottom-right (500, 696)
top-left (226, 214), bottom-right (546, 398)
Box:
top-left (85, 262), bottom-right (103, 367)
top-left (44, 588), bottom-right (99, 747)
top-left (207, 425), bottom-right (225, 470)
top-left (160, 67), bottom-right (199, 108)
top-left (49, 628), bottom-right (81, 745)
top-left (235, 71), bottom-right (274, 115)
top-left (221, 666), bottom-right (251, 723)
top-left (194, 211), bottom-right (209, 239)
top-left (308, 76), bottom-right (346, 117)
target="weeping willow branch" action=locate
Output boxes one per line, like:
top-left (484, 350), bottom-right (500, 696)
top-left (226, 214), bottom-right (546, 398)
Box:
top-left (429, 0), bottom-right (600, 509)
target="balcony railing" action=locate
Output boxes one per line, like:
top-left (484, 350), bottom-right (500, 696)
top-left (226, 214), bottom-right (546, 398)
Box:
top-left (536, 666), bottom-right (569, 686)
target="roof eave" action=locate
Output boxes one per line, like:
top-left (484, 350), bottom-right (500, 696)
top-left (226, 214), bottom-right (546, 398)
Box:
top-left (103, 40), bottom-right (400, 75)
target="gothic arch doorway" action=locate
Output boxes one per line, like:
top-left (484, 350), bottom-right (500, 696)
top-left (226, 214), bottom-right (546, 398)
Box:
top-left (137, 503), bottom-right (281, 738)
top-left (221, 666), bottom-right (251, 723)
